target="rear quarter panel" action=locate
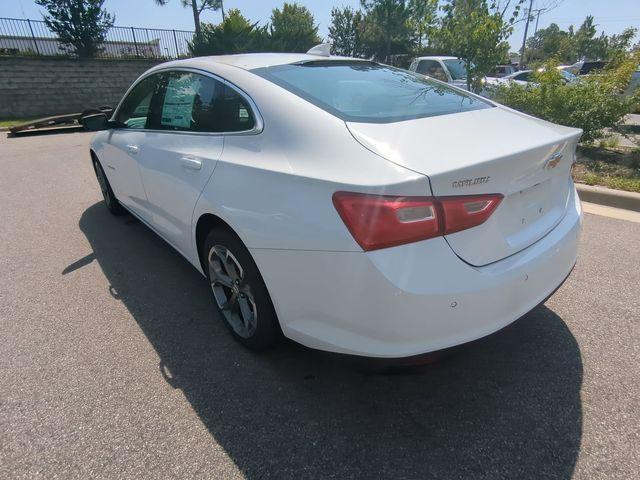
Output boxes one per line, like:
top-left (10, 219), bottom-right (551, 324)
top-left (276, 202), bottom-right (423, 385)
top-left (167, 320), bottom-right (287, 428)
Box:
top-left (192, 75), bottom-right (431, 253)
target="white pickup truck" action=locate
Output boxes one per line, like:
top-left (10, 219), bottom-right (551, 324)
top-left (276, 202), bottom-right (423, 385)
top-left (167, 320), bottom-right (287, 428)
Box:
top-left (408, 56), bottom-right (470, 90)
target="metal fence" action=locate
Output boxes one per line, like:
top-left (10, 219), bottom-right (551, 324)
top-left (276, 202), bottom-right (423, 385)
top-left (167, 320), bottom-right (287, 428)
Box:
top-left (0, 17), bottom-right (195, 59)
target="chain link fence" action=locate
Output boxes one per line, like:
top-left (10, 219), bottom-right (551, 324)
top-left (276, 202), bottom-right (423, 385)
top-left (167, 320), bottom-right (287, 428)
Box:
top-left (0, 17), bottom-right (194, 59)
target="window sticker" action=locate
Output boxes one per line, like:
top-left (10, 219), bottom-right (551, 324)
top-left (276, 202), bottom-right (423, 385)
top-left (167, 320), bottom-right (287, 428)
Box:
top-left (161, 75), bottom-right (200, 128)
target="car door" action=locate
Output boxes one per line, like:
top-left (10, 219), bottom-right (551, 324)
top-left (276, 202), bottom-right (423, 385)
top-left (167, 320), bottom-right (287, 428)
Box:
top-left (102, 74), bottom-right (163, 219)
top-left (134, 70), bottom-right (257, 259)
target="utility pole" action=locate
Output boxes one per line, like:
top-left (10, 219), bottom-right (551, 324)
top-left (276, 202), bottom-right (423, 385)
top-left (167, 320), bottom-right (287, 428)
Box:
top-left (220, 0), bottom-right (226, 20)
top-left (519, 0), bottom-right (534, 67)
top-left (534, 9), bottom-right (542, 35)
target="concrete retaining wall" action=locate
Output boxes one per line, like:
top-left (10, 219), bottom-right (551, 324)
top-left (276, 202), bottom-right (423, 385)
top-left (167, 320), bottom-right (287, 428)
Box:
top-left (0, 57), bottom-right (163, 119)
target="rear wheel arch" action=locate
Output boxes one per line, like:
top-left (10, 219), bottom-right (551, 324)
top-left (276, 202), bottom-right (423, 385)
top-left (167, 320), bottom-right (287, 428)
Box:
top-left (196, 213), bottom-right (282, 349)
top-left (195, 213), bottom-right (241, 272)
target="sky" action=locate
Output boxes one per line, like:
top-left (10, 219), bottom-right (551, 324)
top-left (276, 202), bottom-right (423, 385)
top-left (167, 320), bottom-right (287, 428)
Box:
top-left (2, 0), bottom-right (639, 52)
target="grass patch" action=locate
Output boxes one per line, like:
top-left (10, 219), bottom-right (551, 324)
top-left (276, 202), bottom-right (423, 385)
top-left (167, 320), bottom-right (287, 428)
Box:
top-left (598, 135), bottom-right (620, 149)
top-left (580, 171), bottom-right (640, 192)
top-left (0, 118), bottom-right (36, 128)
top-left (574, 146), bottom-right (640, 193)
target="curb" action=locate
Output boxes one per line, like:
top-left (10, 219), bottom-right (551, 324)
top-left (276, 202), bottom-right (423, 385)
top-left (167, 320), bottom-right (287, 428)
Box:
top-left (576, 183), bottom-right (640, 213)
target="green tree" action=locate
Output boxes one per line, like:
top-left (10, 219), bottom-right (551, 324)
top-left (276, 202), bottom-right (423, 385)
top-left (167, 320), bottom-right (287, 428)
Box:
top-left (328, 6), bottom-right (364, 57)
top-left (36, 0), bottom-right (114, 58)
top-left (526, 23), bottom-right (575, 63)
top-left (269, 3), bottom-right (320, 53)
top-left (360, 0), bottom-right (414, 61)
top-left (436, 0), bottom-right (525, 91)
top-left (596, 27), bottom-right (637, 62)
top-left (573, 15), bottom-right (598, 60)
top-left (154, 0), bottom-right (225, 38)
top-left (525, 16), bottom-right (637, 64)
top-left (408, 0), bottom-right (438, 50)
top-left (189, 9), bottom-right (268, 56)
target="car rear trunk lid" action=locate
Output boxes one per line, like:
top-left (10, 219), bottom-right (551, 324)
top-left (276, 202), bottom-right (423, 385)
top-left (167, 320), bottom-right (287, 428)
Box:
top-left (347, 107), bottom-right (582, 266)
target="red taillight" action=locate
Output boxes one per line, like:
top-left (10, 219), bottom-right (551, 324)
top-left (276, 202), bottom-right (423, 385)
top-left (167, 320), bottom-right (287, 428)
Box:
top-left (332, 191), bottom-right (502, 251)
top-left (438, 194), bottom-right (503, 235)
top-left (332, 192), bottom-right (441, 251)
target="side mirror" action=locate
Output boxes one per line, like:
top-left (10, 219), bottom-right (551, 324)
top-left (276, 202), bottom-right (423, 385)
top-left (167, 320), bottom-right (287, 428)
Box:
top-left (80, 112), bottom-right (110, 131)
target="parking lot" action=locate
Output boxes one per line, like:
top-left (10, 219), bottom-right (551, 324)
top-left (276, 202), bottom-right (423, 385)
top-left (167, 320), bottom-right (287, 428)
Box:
top-left (0, 130), bottom-right (638, 479)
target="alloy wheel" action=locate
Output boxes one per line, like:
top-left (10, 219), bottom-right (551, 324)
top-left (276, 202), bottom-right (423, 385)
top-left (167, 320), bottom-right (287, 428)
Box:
top-left (208, 245), bottom-right (258, 338)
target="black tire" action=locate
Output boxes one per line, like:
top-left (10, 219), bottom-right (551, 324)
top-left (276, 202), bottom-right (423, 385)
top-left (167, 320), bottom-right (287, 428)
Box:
top-left (203, 227), bottom-right (281, 350)
top-left (92, 157), bottom-right (123, 215)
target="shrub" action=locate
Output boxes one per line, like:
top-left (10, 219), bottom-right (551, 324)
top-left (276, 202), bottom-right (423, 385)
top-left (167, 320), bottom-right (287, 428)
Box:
top-left (189, 9), bottom-right (269, 56)
top-left (491, 53), bottom-right (640, 143)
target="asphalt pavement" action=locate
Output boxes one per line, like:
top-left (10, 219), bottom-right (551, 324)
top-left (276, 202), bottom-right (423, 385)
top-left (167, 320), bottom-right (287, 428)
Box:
top-left (0, 131), bottom-right (638, 479)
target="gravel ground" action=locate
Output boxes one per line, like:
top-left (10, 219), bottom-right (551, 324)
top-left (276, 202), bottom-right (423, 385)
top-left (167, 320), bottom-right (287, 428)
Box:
top-left (0, 131), bottom-right (638, 479)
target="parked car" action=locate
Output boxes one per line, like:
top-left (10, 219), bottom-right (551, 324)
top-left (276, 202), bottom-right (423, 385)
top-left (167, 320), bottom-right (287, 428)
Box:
top-left (490, 64), bottom-right (518, 77)
top-left (557, 64), bottom-right (579, 75)
top-left (557, 61), bottom-right (609, 76)
top-left (577, 61), bottom-right (608, 75)
top-left (486, 69), bottom-right (534, 86)
top-left (84, 50), bottom-right (583, 358)
top-left (408, 56), bottom-right (471, 89)
top-left (563, 61), bottom-right (638, 97)
top-left (485, 68), bottom-right (579, 88)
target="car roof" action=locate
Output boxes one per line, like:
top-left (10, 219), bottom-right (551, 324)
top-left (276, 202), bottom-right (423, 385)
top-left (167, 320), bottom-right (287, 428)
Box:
top-left (414, 56), bottom-right (458, 61)
top-left (149, 53), bottom-right (368, 72)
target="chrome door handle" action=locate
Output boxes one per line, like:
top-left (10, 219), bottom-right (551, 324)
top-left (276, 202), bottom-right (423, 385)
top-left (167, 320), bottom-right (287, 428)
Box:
top-left (125, 144), bottom-right (139, 155)
top-left (180, 155), bottom-right (202, 170)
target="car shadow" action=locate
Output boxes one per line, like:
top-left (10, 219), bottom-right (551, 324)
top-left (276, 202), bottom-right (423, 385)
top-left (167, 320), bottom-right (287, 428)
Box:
top-left (73, 202), bottom-right (583, 479)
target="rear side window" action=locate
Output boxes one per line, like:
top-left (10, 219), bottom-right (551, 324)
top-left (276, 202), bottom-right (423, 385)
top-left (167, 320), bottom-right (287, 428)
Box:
top-left (220, 83), bottom-right (255, 132)
top-left (252, 62), bottom-right (491, 123)
top-left (154, 71), bottom-right (255, 133)
top-left (416, 60), bottom-right (448, 82)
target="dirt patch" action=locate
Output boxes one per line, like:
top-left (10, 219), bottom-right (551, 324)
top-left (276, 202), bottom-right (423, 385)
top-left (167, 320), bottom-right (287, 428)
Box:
top-left (574, 146), bottom-right (640, 193)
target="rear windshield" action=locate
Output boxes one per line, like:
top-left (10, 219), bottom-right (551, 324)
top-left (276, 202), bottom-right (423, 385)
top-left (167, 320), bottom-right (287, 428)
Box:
top-left (251, 61), bottom-right (492, 123)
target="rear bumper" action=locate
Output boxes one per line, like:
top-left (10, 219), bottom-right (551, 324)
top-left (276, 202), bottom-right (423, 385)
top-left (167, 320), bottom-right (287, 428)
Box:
top-left (252, 185), bottom-right (582, 358)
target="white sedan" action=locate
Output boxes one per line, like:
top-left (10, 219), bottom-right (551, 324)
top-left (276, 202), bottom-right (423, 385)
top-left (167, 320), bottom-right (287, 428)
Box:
top-left (84, 51), bottom-right (583, 358)
top-left (485, 68), bottom-right (580, 88)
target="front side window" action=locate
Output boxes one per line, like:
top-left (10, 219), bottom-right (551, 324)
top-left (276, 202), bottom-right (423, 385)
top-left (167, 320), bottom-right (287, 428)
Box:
top-left (252, 61), bottom-right (491, 124)
top-left (156, 71), bottom-right (255, 133)
top-left (116, 74), bottom-right (160, 129)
